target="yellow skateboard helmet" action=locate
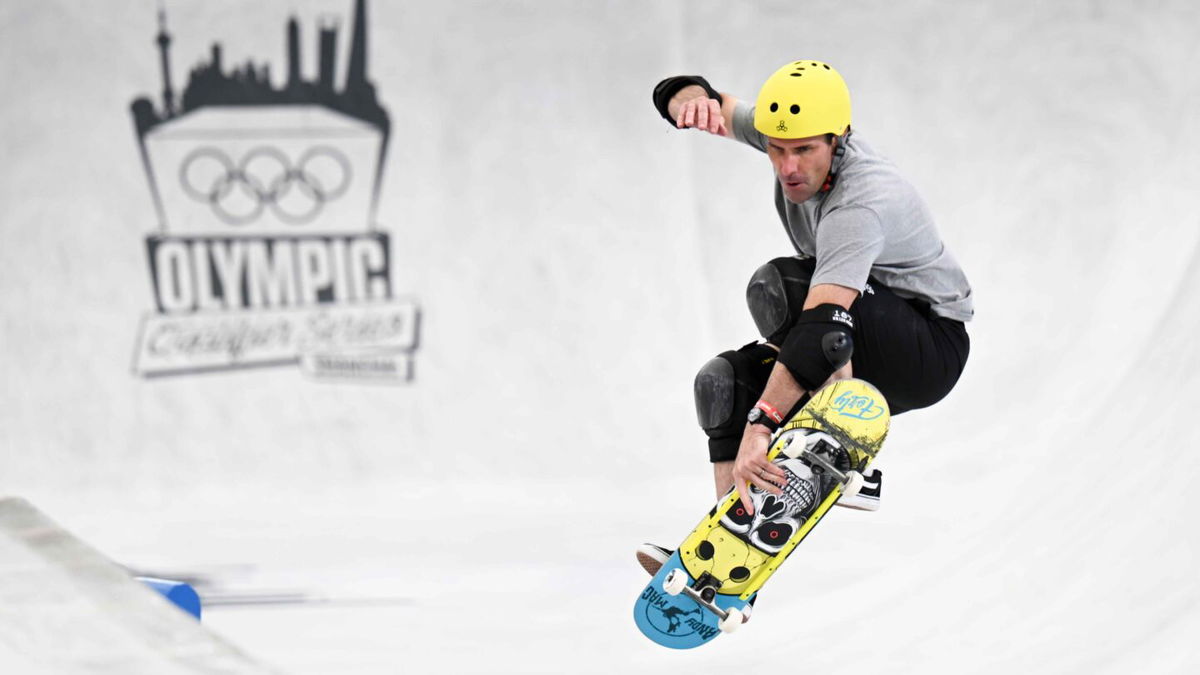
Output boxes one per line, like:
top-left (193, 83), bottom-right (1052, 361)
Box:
top-left (753, 60), bottom-right (851, 139)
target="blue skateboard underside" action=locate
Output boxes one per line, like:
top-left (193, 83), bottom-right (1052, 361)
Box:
top-left (632, 551), bottom-right (753, 649)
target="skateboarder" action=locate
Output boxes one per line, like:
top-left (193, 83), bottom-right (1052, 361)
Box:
top-left (638, 61), bottom-right (973, 582)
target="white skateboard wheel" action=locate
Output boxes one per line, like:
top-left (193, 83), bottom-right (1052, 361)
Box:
top-left (719, 607), bottom-right (744, 633)
top-left (662, 569), bottom-right (686, 596)
top-left (842, 470), bottom-right (864, 498)
top-left (777, 430), bottom-right (805, 459)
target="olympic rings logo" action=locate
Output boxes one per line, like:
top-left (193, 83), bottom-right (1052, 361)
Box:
top-left (179, 146), bottom-right (352, 226)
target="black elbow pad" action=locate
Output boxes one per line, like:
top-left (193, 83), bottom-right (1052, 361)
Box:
top-left (776, 304), bottom-right (855, 391)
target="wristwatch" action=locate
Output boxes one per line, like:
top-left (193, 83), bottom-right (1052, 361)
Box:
top-left (747, 406), bottom-right (780, 432)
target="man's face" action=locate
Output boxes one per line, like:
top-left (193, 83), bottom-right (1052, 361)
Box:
top-left (766, 135), bottom-right (835, 203)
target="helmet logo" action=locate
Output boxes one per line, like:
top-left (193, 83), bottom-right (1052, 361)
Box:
top-left (776, 120), bottom-right (788, 133)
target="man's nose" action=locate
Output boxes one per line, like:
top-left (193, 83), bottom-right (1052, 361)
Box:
top-left (779, 153), bottom-right (800, 176)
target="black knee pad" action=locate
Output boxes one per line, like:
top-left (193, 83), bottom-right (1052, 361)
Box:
top-left (746, 257), bottom-right (813, 345)
top-left (693, 342), bottom-right (778, 439)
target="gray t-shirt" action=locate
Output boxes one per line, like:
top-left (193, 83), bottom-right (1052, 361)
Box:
top-left (732, 101), bottom-right (974, 322)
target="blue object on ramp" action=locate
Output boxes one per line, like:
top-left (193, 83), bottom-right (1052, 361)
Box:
top-left (137, 576), bottom-right (202, 620)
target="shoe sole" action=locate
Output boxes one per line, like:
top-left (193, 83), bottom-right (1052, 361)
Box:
top-left (636, 551), bottom-right (666, 576)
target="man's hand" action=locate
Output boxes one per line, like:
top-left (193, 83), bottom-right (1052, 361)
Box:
top-left (665, 84), bottom-right (729, 137)
top-left (731, 425), bottom-right (787, 515)
top-left (675, 95), bottom-right (728, 136)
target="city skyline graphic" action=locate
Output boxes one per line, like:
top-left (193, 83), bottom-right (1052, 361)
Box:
top-left (130, 0), bottom-right (390, 142)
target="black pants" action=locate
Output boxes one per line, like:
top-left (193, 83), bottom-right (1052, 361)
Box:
top-left (707, 262), bottom-right (969, 462)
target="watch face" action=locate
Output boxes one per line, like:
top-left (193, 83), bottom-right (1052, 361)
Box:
top-left (747, 407), bottom-right (763, 423)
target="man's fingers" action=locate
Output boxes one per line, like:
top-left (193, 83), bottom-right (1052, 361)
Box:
top-left (735, 479), bottom-right (755, 515)
top-left (765, 462), bottom-right (787, 482)
top-left (746, 461), bottom-right (785, 495)
top-left (734, 461), bottom-right (785, 509)
top-left (752, 472), bottom-right (784, 496)
top-left (677, 99), bottom-right (726, 135)
top-left (707, 100), bottom-right (722, 133)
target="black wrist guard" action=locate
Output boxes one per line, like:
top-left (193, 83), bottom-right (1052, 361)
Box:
top-left (776, 304), bottom-right (856, 392)
top-left (652, 75), bottom-right (724, 125)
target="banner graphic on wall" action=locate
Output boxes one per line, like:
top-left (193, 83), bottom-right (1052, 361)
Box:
top-left (129, 0), bottom-right (420, 382)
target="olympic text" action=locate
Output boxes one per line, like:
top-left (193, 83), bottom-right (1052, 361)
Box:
top-left (147, 234), bottom-right (390, 313)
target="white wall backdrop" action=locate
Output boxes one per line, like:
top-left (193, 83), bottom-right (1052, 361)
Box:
top-left (2, 0), bottom-right (1199, 672)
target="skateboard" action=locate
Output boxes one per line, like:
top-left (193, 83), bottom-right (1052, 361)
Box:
top-left (633, 378), bottom-right (890, 649)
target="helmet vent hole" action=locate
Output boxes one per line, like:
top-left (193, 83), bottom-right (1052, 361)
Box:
top-left (769, 102), bottom-right (779, 112)
top-left (823, 64), bottom-right (830, 70)
top-left (789, 73), bottom-right (802, 77)
top-left (790, 104), bottom-right (800, 114)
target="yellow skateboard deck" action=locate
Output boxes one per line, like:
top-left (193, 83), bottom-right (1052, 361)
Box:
top-left (681, 378), bottom-right (890, 598)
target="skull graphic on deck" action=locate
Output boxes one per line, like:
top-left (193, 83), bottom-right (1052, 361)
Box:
top-left (720, 458), bottom-right (819, 555)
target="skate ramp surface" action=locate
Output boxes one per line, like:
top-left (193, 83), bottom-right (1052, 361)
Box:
top-left (0, 498), bottom-right (270, 674)
top-left (1, 0), bottom-right (1199, 672)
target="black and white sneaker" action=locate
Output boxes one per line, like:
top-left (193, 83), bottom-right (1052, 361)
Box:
top-left (635, 543), bottom-right (672, 576)
top-left (837, 467), bottom-right (883, 511)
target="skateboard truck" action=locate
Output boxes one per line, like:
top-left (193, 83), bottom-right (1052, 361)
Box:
top-left (662, 569), bottom-right (745, 633)
top-left (782, 431), bottom-right (866, 498)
